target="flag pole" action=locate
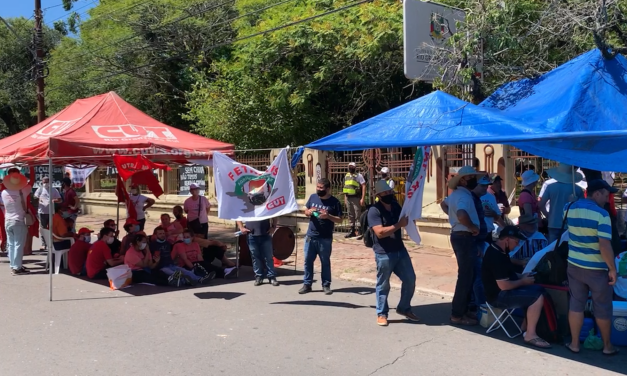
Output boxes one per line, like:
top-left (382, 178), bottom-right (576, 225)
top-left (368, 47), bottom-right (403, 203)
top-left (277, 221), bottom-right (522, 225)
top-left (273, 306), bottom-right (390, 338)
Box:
top-left (48, 157), bottom-right (53, 302)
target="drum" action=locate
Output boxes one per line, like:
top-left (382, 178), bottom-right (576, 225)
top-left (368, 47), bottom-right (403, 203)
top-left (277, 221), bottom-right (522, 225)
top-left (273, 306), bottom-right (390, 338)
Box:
top-left (272, 226), bottom-right (295, 260)
top-left (237, 235), bottom-right (253, 267)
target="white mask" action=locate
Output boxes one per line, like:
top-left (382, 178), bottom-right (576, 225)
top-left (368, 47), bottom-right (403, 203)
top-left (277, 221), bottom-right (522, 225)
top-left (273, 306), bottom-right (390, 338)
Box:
top-left (106, 237), bottom-right (114, 245)
top-left (139, 242), bottom-right (147, 250)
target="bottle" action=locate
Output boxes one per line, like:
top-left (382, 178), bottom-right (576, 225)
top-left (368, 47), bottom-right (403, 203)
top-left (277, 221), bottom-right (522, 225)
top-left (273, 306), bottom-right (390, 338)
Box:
top-left (234, 231), bottom-right (244, 237)
top-left (312, 211), bottom-right (320, 218)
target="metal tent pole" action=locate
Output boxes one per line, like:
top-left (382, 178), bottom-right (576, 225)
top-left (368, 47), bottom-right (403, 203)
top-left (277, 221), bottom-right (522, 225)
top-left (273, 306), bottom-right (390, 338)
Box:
top-left (48, 157), bottom-right (53, 302)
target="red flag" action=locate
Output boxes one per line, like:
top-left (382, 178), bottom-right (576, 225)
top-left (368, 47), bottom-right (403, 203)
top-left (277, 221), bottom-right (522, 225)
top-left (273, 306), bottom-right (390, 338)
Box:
top-left (116, 175), bottom-right (137, 220)
top-left (27, 167), bottom-right (39, 238)
top-left (113, 154), bottom-right (169, 181)
top-left (130, 169), bottom-right (164, 198)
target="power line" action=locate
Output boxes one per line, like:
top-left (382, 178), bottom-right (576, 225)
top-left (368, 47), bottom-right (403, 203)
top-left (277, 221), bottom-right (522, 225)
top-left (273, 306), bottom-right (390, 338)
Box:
top-left (47, 0), bottom-right (373, 93)
top-left (48, 0), bottom-right (97, 24)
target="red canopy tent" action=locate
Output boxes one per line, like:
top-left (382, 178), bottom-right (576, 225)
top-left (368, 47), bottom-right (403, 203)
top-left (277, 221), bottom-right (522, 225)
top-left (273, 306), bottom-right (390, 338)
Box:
top-left (0, 91), bottom-right (234, 166)
top-left (0, 92), bottom-right (234, 301)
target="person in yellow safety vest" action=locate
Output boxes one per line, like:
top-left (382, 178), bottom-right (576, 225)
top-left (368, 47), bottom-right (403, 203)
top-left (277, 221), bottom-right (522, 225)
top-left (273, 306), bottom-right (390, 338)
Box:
top-left (375, 167), bottom-right (395, 203)
top-left (343, 162), bottom-right (366, 239)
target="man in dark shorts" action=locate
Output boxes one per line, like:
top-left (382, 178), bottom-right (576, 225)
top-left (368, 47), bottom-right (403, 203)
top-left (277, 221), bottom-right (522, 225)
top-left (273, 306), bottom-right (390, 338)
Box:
top-left (481, 226), bottom-right (550, 349)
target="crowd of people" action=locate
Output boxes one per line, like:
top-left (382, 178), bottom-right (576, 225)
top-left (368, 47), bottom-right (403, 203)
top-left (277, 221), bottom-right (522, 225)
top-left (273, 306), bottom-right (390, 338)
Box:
top-left (441, 164), bottom-right (621, 355)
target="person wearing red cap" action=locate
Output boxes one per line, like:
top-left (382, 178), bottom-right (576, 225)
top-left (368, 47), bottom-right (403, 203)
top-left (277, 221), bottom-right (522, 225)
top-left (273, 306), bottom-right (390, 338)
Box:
top-left (128, 185), bottom-right (154, 231)
top-left (52, 203), bottom-right (77, 250)
top-left (68, 228), bottom-right (94, 275)
top-left (120, 218), bottom-right (141, 255)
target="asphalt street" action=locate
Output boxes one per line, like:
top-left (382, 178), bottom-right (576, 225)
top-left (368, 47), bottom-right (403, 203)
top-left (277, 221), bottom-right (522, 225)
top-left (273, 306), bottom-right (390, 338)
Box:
top-left (1, 247), bottom-right (625, 375)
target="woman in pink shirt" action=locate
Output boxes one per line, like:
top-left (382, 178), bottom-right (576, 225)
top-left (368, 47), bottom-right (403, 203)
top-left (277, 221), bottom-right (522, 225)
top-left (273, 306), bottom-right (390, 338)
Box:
top-left (124, 234), bottom-right (167, 285)
top-left (160, 213), bottom-right (184, 243)
top-left (183, 184), bottom-right (210, 238)
top-left (518, 170), bottom-right (541, 217)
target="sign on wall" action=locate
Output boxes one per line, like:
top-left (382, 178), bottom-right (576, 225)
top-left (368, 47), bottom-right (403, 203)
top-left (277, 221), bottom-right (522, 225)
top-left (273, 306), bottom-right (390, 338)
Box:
top-left (403, 0), bottom-right (466, 81)
top-left (179, 165), bottom-right (206, 196)
top-left (31, 166), bottom-right (65, 190)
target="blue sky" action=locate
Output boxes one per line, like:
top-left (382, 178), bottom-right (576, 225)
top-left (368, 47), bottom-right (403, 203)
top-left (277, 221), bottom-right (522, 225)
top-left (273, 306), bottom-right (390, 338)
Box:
top-left (1, 0), bottom-right (97, 27)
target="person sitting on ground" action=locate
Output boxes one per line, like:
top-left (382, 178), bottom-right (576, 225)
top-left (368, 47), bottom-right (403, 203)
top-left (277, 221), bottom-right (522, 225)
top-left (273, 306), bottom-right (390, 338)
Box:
top-left (85, 227), bottom-right (124, 279)
top-left (120, 218), bottom-right (141, 255)
top-left (195, 231), bottom-right (237, 269)
top-left (52, 204), bottom-right (77, 250)
top-left (124, 233), bottom-right (168, 285)
top-left (172, 230), bottom-right (233, 280)
top-left (160, 213), bottom-right (185, 243)
top-left (151, 226), bottom-right (206, 286)
top-left (510, 215), bottom-right (548, 272)
top-left (481, 226), bottom-right (550, 349)
top-left (68, 228), bottom-right (94, 275)
top-left (103, 219), bottom-right (122, 256)
top-left (173, 205), bottom-right (188, 229)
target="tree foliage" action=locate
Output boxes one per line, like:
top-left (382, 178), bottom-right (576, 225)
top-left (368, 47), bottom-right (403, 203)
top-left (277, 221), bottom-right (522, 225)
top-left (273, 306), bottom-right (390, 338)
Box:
top-left (185, 0), bottom-right (427, 148)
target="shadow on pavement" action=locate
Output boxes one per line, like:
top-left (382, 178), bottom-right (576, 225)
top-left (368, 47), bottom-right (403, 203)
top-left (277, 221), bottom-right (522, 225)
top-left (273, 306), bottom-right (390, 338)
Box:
top-left (333, 286), bottom-right (375, 295)
top-left (270, 300), bottom-right (373, 310)
top-left (194, 292), bottom-right (245, 300)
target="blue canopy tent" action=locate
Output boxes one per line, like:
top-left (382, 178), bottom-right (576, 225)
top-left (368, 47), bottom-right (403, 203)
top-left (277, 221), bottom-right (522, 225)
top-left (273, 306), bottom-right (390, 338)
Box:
top-left (482, 49), bottom-right (627, 172)
top-left (306, 91), bottom-right (563, 151)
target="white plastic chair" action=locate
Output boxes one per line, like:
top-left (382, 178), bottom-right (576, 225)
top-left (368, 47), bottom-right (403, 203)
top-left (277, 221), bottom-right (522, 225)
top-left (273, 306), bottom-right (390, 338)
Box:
top-left (485, 301), bottom-right (523, 338)
top-left (40, 228), bottom-right (74, 274)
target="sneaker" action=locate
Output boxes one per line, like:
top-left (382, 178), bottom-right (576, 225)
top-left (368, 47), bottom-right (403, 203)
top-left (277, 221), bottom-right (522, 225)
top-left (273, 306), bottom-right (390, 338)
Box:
top-left (356, 234), bottom-right (364, 240)
top-left (254, 277), bottom-right (264, 286)
top-left (11, 268), bottom-right (29, 276)
top-left (224, 267), bottom-right (237, 279)
top-left (344, 231), bottom-right (356, 239)
top-left (377, 316), bottom-right (389, 326)
top-left (199, 271), bottom-right (217, 285)
top-left (298, 284), bottom-right (312, 294)
top-left (168, 270), bottom-right (184, 287)
top-left (269, 278), bottom-right (280, 286)
top-left (396, 309), bottom-right (420, 322)
top-left (323, 285), bottom-right (333, 295)
top-left (185, 275), bottom-right (199, 286)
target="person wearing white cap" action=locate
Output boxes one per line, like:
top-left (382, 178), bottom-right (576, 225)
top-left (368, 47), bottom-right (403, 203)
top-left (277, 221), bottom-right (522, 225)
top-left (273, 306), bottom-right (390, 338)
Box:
top-left (184, 183), bottom-right (210, 239)
top-left (368, 180), bottom-right (419, 326)
top-left (380, 167), bottom-right (394, 190)
top-left (1, 171), bottom-right (33, 275)
top-left (539, 164), bottom-right (585, 243)
top-left (34, 176), bottom-right (62, 251)
top-left (518, 170), bottom-right (541, 218)
top-left (343, 162), bottom-right (366, 238)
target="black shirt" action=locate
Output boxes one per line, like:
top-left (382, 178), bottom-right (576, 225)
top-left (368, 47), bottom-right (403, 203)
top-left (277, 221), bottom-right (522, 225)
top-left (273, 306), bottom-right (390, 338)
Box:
top-left (108, 238), bottom-right (121, 256)
top-left (481, 243), bottom-right (519, 303)
top-left (245, 219), bottom-right (271, 236)
top-left (305, 194), bottom-right (342, 239)
top-left (472, 192), bottom-right (487, 239)
top-left (150, 240), bottom-right (173, 269)
top-left (367, 202), bottom-right (406, 254)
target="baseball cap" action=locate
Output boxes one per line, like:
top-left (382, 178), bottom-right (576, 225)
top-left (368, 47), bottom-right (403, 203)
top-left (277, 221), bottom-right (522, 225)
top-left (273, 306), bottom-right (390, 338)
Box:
top-left (587, 179), bottom-right (618, 195)
top-left (498, 226), bottom-right (527, 241)
top-left (189, 183), bottom-right (200, 190)
top-left (78, 227), bottom-right (94, 235)
top-left (478, 174), bottom-right (492, 186)
top-left (348, 162), bottom-right (356, 167)
top-left (381, 167), bottom-right (390, 174)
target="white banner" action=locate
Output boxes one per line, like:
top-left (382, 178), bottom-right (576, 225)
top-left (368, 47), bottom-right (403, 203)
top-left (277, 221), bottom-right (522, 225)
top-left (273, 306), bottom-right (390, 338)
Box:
top-left (214, 148), bottom-right (299, 221)
top-left (65, 165), bottom-right (97, 188)
top-left (400, 146), bottom-right (431, 245)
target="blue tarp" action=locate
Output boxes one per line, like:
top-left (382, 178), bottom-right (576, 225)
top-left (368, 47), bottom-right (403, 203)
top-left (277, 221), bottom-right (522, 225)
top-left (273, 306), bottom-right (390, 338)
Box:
top-left (306, 91), bottom-right (557, 151)
top-left (483, 49), bottom-right (627, 172)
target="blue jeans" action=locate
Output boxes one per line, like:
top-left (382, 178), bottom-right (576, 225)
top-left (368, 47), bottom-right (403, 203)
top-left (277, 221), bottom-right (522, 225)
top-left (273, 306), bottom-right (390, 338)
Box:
top-left (6, 220), bottom-right (28, 270)
top-left (303, 236), bottom-right (332, 286)
top-left (161, 265), bottom-right (201, 282)
top-left (375, 250), bottom-right (416, 317)
top-left (247, 234), bottom-right (276, 278)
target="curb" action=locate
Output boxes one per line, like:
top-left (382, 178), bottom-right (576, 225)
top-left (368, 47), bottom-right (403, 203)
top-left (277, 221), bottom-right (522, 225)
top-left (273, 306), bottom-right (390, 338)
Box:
top-left (338, 274), bottom-right (454, 300)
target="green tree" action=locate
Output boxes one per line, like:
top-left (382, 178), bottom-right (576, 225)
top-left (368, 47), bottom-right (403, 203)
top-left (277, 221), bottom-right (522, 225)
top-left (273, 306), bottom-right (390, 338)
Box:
top-left (185, 0), bottom-right (429, 149)
top-left (0, 17), bottom-right (61, 135)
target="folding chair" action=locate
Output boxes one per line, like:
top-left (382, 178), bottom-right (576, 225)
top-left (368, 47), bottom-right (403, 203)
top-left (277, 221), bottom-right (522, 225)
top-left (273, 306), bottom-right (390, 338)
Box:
top-left (485, 301), bottom-right (523, 338)
top-left (41, 228), bottom-right (74, 275)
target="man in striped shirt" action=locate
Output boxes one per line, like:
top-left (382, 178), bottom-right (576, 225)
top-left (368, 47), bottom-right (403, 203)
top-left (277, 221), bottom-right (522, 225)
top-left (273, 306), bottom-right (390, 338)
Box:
top-left (565, 179), bottom-right (618, 356)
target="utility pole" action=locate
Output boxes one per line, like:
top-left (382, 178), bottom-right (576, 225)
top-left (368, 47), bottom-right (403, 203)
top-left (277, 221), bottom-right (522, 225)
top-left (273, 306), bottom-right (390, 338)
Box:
top-left (34, 0), bottom-right (46, 123)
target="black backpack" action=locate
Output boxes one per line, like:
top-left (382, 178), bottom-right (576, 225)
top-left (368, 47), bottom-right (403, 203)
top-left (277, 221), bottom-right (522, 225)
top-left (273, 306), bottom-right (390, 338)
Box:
top-left (360, 206), bottom-right (374, 248)
top-left (534, 202), bottom-right (574, 286)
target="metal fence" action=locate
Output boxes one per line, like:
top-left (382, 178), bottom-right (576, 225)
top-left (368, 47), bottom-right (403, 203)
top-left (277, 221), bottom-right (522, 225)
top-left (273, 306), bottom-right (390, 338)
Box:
top-left (91, 167), bottom-right (117, 192)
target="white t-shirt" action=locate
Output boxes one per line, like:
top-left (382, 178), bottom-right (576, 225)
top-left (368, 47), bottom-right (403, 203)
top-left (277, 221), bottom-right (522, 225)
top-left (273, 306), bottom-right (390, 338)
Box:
top-left (539, 175), bottom-right (587, 212)
top-left (34, 186), bottom-right (62, 214)
top-left (355, 173), bottom-right (366, 185)
top-left (480, 192), bottom-right (502, 232)
top-left (1, 186), bottom-right (33, 221)
top-left (128, 194), bottom-right (148, 220)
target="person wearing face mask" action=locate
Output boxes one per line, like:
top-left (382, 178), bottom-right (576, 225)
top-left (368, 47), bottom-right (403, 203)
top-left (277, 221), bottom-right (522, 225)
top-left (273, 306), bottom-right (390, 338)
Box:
top-left (160, 213), bottom-right (184, 243)
top-left (183, 184), bottom-right (211, 238)
top-left (60, 177), bottom-right (80, 230)
top-left (565, 179), bottom-right (619, 356)
top-left (518, 170), bottom-right (541, 218)
top-left (124, 234), bottom-right (169, 285)
top-left (368, 180), bottom-right (419, 326)
top-left (103, 219), bottom-right (122, 255)
top-left (52, 203), bottom-right (77, 250)
top-left (34, 176), bottom-right (62, 251)
top-left (151, 226), bottom-right (208, 286)
top-left (481, 226), bottom-right (550, 349)
top-left (128, 185), bottom-right (154, 231)
top-left (343, 162), bottom-right (366, 239)
top-left (85, 227), bottom-right (124, 279)
top-left (68, 228), bottom-right (94, 275)
top-left (172, 205), bottom-right (188, 229)
top-left (120, 218), bottom-right (141, 255)
top-left (441, 166), bottom-right (484, 326)
top-left (300, 178), bottom-right (343, 295)
top-left (172, 229), bottom-right (228, 280)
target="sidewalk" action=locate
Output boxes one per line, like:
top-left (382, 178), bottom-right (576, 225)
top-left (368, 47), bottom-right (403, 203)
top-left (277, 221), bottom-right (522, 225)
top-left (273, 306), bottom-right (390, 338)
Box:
top-left (76, 213), bottom-right (458, 298)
